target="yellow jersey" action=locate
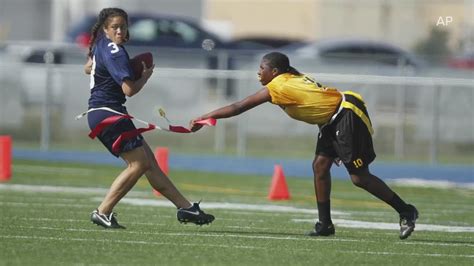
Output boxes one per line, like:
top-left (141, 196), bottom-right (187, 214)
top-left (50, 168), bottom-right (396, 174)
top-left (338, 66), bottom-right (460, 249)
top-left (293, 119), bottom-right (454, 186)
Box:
top-left (266, 73), bottom-right (342, 126)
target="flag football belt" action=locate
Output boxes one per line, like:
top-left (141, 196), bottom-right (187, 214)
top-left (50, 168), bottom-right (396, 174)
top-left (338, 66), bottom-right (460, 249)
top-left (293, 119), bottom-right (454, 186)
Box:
top-left (328, 91), bottom-right (374, 135)
top-left (76, 107), bottom-right (216, 154)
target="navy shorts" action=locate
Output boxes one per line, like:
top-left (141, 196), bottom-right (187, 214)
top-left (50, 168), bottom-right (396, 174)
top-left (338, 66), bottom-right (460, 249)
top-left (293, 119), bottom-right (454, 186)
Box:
top-left (87, 106), bottom-right (143, 157)
top-left (316, 103), bottom-right (376, 175)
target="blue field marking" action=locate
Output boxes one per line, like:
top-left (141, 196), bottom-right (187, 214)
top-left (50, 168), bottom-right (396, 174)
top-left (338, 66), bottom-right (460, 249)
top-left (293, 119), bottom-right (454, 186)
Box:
top-left (13, 149), bottom-right (473, 184)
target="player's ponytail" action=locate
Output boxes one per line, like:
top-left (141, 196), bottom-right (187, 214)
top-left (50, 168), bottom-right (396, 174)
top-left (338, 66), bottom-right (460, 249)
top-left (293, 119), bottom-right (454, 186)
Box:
top-left (287, 66), bottom-right (301, 76)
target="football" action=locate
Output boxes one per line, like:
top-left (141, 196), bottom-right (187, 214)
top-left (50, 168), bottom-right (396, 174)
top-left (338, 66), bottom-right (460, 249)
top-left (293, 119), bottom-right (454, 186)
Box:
top-left (130, 52), bottom-right (153, 79)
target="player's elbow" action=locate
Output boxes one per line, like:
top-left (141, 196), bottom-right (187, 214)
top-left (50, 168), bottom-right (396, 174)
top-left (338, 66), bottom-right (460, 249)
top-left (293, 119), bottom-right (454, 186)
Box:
top-left (122, 81), bottom-right (140, 97)
top-left (123, 89), bottom-right (136, 97)
top-left (122, 86), bottom-right (135, 97)
top-left (231, 103), bottom-right (246, 116)
top-left (84, 59), bottom-right (93, 75)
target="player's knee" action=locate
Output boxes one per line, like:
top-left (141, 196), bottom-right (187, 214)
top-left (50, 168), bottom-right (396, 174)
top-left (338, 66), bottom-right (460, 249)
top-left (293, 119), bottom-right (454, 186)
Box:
top-left (130, 159), bottom-right (151, 175)
top-left (350, 174), bottom-right (369, 188)
top-left (313, 157), bottom-right (332, 179)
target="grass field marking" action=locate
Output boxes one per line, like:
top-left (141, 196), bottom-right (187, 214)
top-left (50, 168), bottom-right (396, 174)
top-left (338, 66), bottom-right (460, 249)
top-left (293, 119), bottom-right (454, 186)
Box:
top-left (119, 197), bottom-right (347, 215)
top-left (403, 241), bottom-right (474, 248)
top-left (0, 184), bottom-right (149, 197)
top-left (131, 232), bottom-right (474, 248)
top-left (0, 201), bottom-right (91, 209)
top-left (181, 183), bottom-right (264, 195)
top-left (120, 198), bottom-right (474, 233)
top-left (14, 225), bottom-right (166, 233)
top-left (6, 225), bottom-right (366, 244)
top-left (9, 215), bottom-right (262, 225)
top-left (6, 224), bottom-right (474, 251)
top-left (389, 178), bottom-right (474, 190)
top-left (0, 235), bottom-right (263, 250)
top-left (14, 216), bottom-right (473, 243)
top-left (10, 217), bottom-right (174, 226)
top-left (13, 217), bottom-right (80, 222)
top-left (0, 195), bottom-right (85, 203)
top-left (340, 250), bottom-right (474, 259)
top-left (13, 219), bottom-right (473, 242)
top-left (292, 218), bottom-right (474, 233)
top-left (4, 235), bottom-right (473, 259)
top-left (2, 184), bottom-right (473, 234)
top-left (14, 165), bottom-right (96, 176)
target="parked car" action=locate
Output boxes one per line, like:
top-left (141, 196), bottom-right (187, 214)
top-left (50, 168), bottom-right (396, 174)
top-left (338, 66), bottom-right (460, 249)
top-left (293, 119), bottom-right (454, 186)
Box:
top-left (447, 51), bottom-right (474, 70)
top-left (66, 13), bottom-right (230, 51)
top-left (228, 36), bottom-right (308, 51)
top-left (22, 44), bottom-right (86, 65)
top-left (280, 38), bottom-right (424, 75)
top-left (22, 13), bottom-right (234, 73)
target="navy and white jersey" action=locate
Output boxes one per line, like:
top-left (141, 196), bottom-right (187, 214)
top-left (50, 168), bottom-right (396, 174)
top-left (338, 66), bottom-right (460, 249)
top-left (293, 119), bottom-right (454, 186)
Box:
top-left (88, 34), bottom-right (134, 108)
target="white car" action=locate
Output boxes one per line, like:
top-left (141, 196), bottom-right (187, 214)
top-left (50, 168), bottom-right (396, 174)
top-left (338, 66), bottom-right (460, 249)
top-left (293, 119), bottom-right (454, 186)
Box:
top-left (281, 38), bottom-right (424, 76)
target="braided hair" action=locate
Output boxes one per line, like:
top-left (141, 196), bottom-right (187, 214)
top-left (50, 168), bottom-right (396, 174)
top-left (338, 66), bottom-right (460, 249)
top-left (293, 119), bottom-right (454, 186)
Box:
top-left (262, 52), bottom-right (301, 76)
top-left (87, 7), bottom-right (130, 57)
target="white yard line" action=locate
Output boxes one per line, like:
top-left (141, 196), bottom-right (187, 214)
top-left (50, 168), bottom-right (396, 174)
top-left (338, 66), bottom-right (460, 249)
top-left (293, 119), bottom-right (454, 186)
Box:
top-left (14, 165), bottom-right (96, 176)
top-left (4, 225), bottom-right (474, 253)
top-left (0, 183), bottom-right (149, 197)
top-left (339, 250), bottom-right (474, 259)
top-left (389, 178), bottom-right (474, 190)
top-left (2, 183), bottom-right (474, 234)
top-left (292, 218), bottom-right (474, 233)
top-left (0, 235), bottom-right (262, 250)
top-left (2, 234), bottom-right (473, 259)
top-left (119, 197), bottom-right (347, 215)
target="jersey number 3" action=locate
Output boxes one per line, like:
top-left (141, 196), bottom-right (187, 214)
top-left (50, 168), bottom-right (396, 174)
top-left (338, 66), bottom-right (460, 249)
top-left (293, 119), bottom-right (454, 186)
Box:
top-left (108, 42), bottom-right (119, 54)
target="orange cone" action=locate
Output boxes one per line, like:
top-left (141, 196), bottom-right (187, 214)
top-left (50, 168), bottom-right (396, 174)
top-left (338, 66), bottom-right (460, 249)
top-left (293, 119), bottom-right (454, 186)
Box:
top-left (268, 164), bottom-right (290, 200)
top-left (153, 147), bottom-right (169, 196)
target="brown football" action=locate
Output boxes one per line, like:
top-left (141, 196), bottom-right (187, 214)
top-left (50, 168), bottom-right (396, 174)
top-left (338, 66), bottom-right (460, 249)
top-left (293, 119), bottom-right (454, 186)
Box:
top-left (130, 52), bottom-right (153, 79)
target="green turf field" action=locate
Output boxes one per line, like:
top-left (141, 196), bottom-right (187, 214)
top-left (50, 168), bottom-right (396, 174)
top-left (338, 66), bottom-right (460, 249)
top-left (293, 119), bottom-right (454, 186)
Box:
top-left (1, 160), bottom-right (473, 265)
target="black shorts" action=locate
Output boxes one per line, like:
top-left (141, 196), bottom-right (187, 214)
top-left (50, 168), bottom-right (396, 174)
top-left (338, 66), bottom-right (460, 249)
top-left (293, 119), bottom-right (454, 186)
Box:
top-left (87, 106), bottom-right (143, 157)
top-left (316, 103), bottom-right (376, 175)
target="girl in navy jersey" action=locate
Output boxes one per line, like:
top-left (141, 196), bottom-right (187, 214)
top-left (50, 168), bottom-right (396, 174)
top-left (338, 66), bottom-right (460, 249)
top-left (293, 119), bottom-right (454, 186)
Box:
top-left (84, 8), bottom-right (214, 228)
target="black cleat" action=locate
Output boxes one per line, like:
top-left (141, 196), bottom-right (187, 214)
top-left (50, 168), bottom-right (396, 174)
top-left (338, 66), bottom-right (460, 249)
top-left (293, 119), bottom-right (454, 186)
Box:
top-left (91, 209), bottom-right (126, 229)
top-left (399, 204), bottom-right (418, 239)
top-left (307, 221), bottom-right (335, 236)
top-left (177, 202), bottom-right (215, 225)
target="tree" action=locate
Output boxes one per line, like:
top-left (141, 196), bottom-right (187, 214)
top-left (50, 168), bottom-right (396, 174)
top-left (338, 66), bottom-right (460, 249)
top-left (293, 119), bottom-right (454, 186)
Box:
top-left (414, 26), bottom-right (451, 63)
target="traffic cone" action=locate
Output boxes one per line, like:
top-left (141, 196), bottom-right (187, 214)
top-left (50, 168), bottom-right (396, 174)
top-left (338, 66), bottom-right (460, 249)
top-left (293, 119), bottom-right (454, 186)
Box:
top-left (153, 147), bottom-right (169, 196)
top-left (268, 164), bottom-right (290, 200)
top-left (0, 136), bottom-right (12, 182)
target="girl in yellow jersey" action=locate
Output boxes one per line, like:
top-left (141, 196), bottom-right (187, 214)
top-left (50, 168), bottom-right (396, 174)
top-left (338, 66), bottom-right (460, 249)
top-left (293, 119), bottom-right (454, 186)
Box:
top-left (190, 52), bottom-right (418, 239)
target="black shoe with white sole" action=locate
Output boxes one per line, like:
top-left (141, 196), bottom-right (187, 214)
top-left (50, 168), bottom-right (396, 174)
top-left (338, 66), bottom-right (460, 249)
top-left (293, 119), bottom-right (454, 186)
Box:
top-left (399, 204), bottom-right (418, 239)
top-left (91, 209), bottom-right (126, 229)
top-left (307, 221), bottom-right (335, 237)
top-left (177, 202), bottom-right (215, 225)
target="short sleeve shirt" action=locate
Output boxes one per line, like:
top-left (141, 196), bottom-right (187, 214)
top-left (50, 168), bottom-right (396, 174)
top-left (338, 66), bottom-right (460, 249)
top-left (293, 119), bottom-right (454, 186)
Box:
top-left (88, 35), bottom-right (134, 108)
top-left (266, 73), bottom-right (342, 126)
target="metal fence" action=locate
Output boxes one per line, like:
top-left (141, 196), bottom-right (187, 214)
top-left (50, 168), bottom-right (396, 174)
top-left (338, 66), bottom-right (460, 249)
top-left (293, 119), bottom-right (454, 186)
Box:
top-left (0, 49), bottom-right (473, 165)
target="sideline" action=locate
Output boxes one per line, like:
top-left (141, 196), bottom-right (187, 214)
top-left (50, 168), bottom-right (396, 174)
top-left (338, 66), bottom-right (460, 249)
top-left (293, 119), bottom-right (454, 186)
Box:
top-left (13, 148), bottom-right (474, 186)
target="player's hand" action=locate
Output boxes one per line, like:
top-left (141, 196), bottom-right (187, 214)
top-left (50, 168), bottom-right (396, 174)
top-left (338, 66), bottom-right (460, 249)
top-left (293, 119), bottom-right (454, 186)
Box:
top-left (189, 117), bottom-right (204, 132)
top-left (141, 61), bottom-right (155, 80)
top-left (84, 57), bottom-right (93, 75)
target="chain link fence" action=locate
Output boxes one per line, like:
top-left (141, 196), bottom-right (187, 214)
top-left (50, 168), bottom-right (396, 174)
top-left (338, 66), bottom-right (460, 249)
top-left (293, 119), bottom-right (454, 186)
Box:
top-left (0, 44), bottom-right (473, 165)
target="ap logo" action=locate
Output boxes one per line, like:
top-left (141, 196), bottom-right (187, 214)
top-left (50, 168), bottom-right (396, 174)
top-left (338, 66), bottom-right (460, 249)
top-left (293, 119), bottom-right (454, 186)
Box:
top-left (436, 16), bottom-right (453, 26)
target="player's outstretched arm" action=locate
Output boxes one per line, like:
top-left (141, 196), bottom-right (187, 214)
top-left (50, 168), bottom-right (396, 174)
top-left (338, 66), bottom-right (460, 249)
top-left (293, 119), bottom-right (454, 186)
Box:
top-left (190, 87), bottom-right (271, 131)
